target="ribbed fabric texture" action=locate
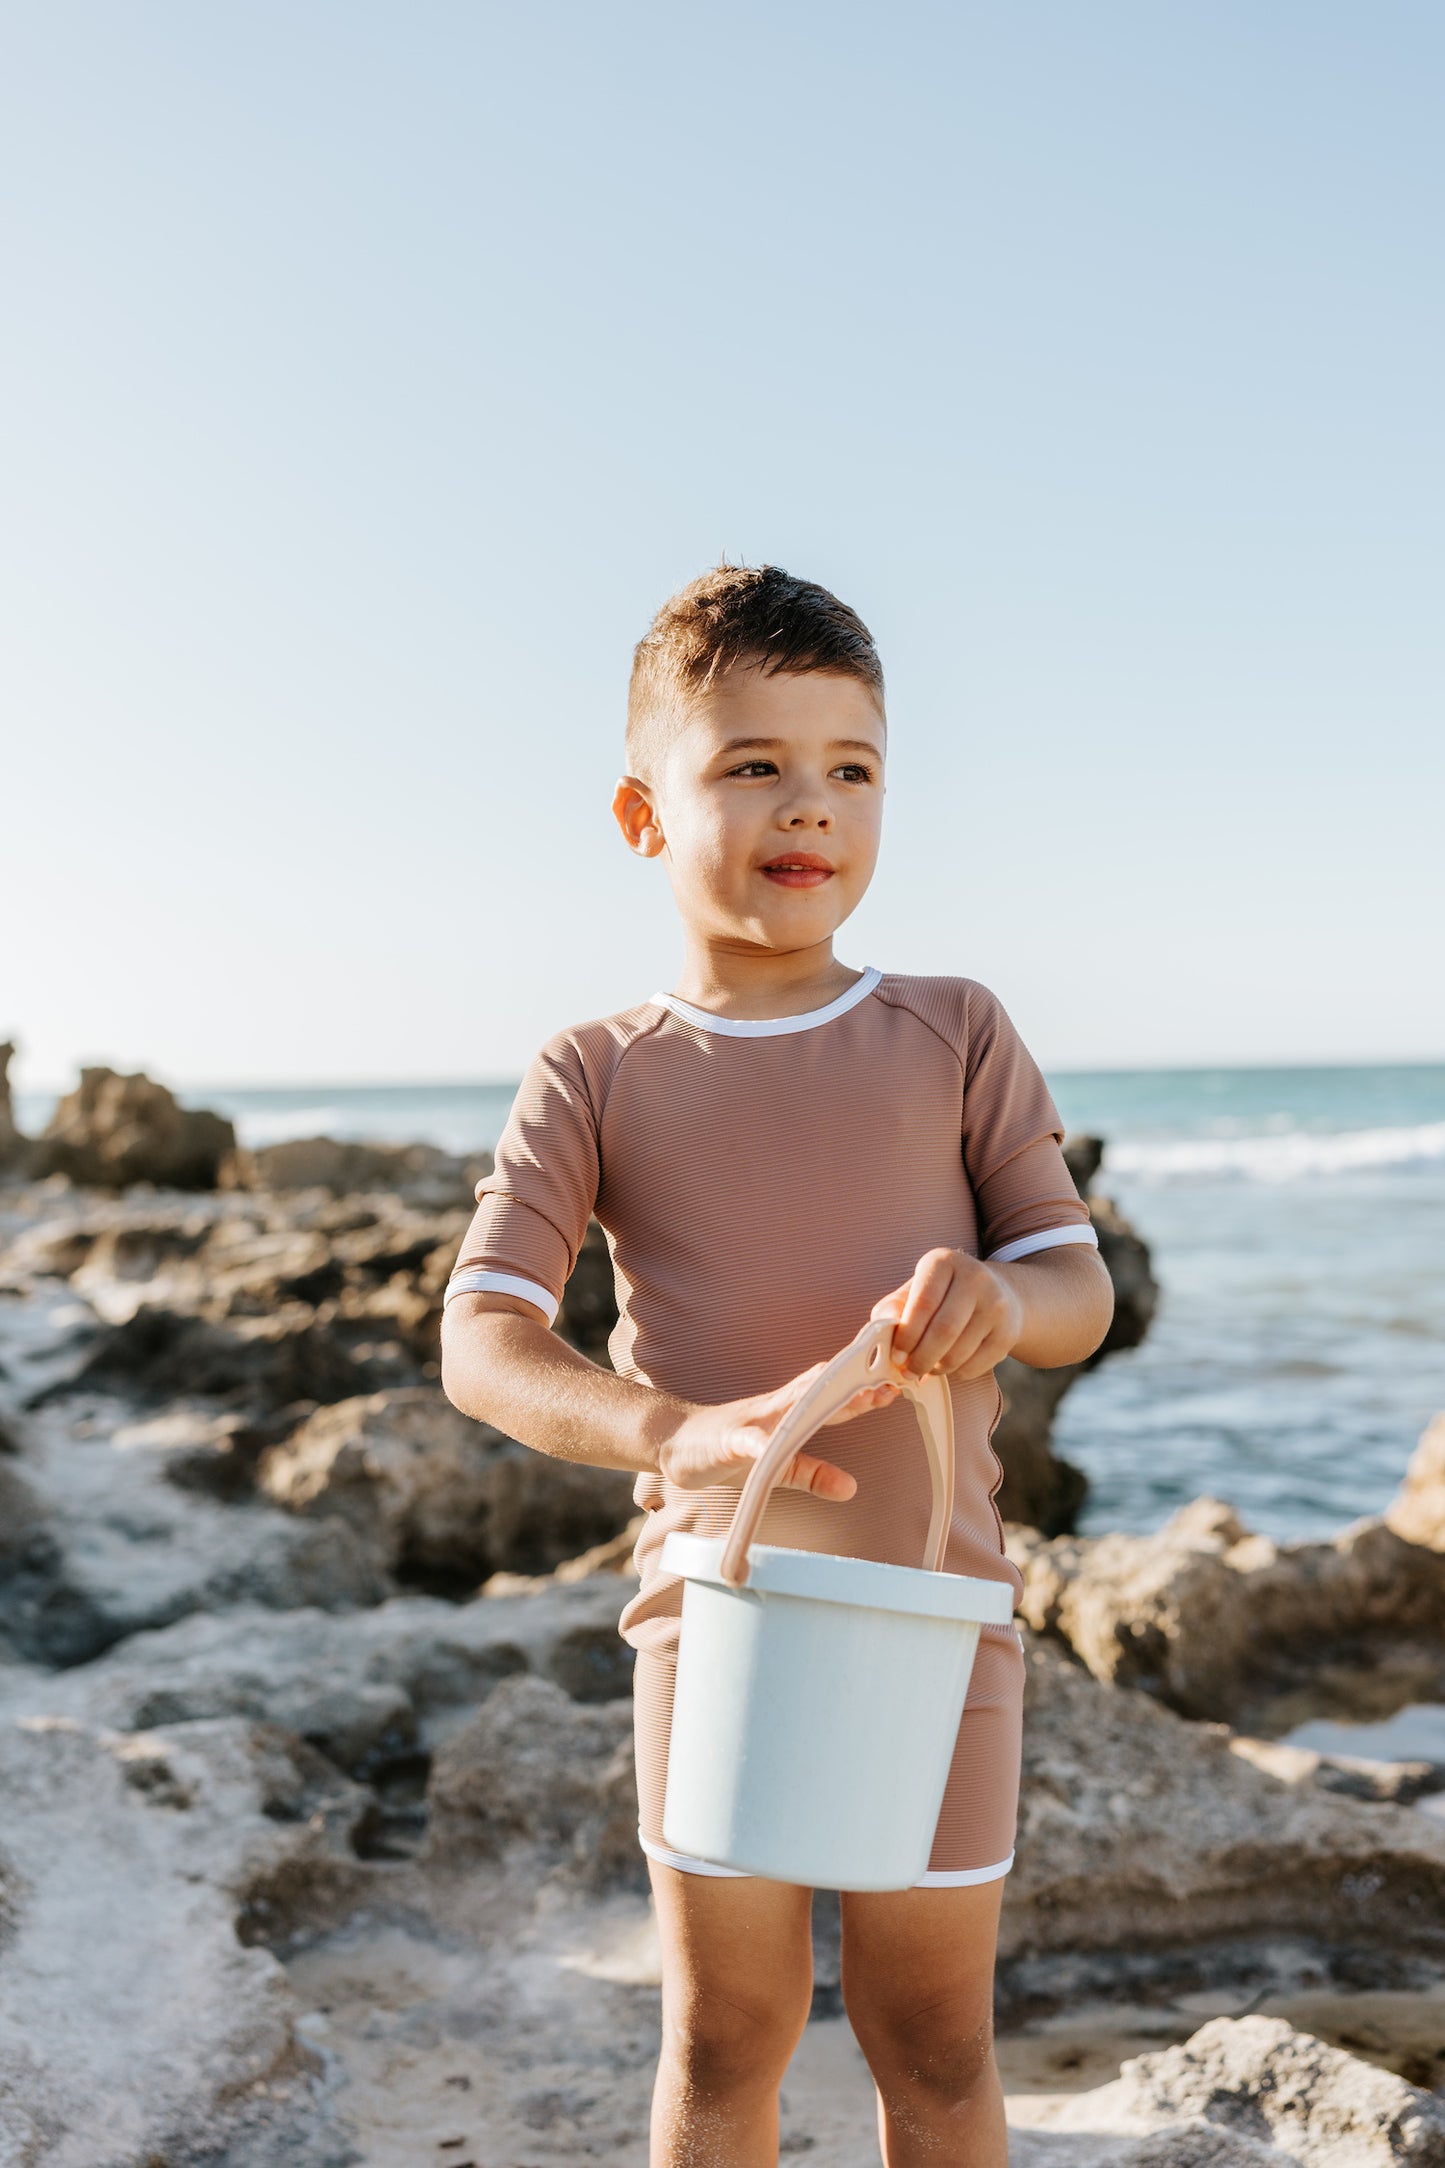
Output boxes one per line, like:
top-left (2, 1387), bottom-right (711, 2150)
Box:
top-left (451, 974), bottom-right (1089, 1873)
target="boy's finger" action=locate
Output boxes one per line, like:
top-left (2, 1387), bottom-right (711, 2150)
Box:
top-left (780, 1452), bottom-right (857, 1501)
top-left (906, 1283), bottom-right (987, 1377)
top-left (890, 1250), bottom-right (956, 1364)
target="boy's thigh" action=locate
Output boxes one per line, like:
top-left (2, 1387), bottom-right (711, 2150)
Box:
top-left (648, 1860), bottom-right (815, 2031)
top-left (837, 1880), bottom-right (1004, 2034)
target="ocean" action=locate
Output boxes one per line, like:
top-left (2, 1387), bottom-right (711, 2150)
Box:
top-left (17, 1063), bottom-right (1443, 1543)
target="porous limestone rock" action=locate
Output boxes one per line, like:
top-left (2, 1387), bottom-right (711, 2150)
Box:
top-left (1002, 1634), bottom-right (1445, 1994)
top-left (424, 1673), bottom-right (641, 1890)
top-left (40, 1066), bottom-right (235, 1190)
top-left (0, 1401), bottom-right (388, 1668)
top-left (1010, 1495), bottom-right (1445, 1728)
top-left (1, 1575), bottom-right (636, 1771)
top-left (0, 1711), bottom-right (366, 2167)
top-left (1072, 2014), bottom-right (1445, 2164)
top-left (256, 1388), bottom-right (637, 1589)
top-left (1388, 1414), bottom-right (1445, 1555)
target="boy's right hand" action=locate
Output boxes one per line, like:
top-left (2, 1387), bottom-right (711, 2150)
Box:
top-left (658, 1363), bottom-right (898, 1498)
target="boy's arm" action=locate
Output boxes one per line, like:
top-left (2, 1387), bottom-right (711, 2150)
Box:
top-left (441, 1292), bottom-right (893, 1496)
top-left (873, 1243), bottom-right (1114, 1383)
top-left (441, 1292), bottom-right (687, 1474)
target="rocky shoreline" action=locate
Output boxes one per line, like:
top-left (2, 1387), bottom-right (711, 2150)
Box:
top-left (2, 1060), bottom-right (1444, 2165)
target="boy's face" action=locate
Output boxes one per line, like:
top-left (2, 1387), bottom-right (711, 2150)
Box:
top-left (618, 667), bottom-right (886, 955)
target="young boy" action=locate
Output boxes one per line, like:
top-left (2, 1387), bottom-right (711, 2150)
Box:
top-left (441, 564), bottom-right (1113, 2168)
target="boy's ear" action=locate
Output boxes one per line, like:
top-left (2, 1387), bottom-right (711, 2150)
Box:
top-left (612, 777), bottom-right (665, 857)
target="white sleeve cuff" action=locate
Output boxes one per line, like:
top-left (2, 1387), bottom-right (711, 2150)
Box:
top-left (987, 1223), bottom-right (1099, 1266)
top-left (444, 1269), bottom-right (560, 1324)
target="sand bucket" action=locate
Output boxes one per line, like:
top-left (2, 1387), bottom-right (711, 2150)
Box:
top-left (660, 1317), bottom-right (1014, 1890)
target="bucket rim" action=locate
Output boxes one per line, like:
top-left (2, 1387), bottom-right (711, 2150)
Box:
top-left (660, 1532), bottom-right (1016, 1625)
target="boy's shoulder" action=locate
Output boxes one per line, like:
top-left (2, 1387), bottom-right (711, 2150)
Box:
top-left (873, 970), bottom-right (1009, 1049)
top-left (521, 998), bottom-right (671, 1102)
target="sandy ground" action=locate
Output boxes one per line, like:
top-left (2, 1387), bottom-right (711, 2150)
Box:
top-left (280, 1887), bottom-right (1445, 2165)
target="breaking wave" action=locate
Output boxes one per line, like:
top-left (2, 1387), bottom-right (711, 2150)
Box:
top-left (1106, 1121), bottom-right (1445, 1184)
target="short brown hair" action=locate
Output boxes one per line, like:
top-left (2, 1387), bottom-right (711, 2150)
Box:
top-left (626, 563), bottom-right (884, 778)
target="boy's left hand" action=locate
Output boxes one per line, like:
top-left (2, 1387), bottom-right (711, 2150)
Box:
top-left (871, 1248), bottom-right (1024, 1383)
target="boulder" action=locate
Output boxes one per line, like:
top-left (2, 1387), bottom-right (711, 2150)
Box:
top-left (1010, 1497), bottom-right (1445, 1729)
top-left (424, 1673), bottom-right (641, 1889)
top-left (992, 1145), bottom-right (1159, 1534)
top-left (221, 1135), bottom-right (492, 1210)
top-left (1000, 1634), bottom-right (1445, 2002)
top-left (256, 1388), bottom-right (638, 1591)
top-left (1387, 1415), bottom-right (1445, 1554)
top-left (1063, 2015), bottom-right (1445, 2164)
top-left (0, 1039), bottom-right (35, 1175)
top-left (40, 1066), bottom-right (235, 1190)
top-left (5, 1184), bottom-right (470, 1394)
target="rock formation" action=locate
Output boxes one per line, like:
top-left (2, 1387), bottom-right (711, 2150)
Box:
top-left (40, 1066), bottom-right (236, 1189)
top-left (1010, 1481), bottom-right (1445, 1732)
top-left (221, 1134), bottom-right (492, 1208)
top-left (1035, 2015), bottom-right (1445, 2163)
top-left (990, 1136), bottom-right (1159, 1532)
top-left (1389, 1415), bottom-right (1445, 1554)
top-left (256, 1387), bottom-right (637, 1589)
top-left (3, 1125), bottom-right (1442, 2164)
top-left (0, 1039), bottom-right (32, 1174)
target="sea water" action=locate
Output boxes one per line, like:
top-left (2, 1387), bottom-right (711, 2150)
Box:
top-left (1046, 1066), bottom-right (1444, 1539)
top-left (16, 1063), bottom-right (1444, 1541)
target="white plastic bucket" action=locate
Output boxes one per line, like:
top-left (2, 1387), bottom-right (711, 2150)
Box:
top-left (661, 1531), bottom-right (1013, 1888)
top-left (659, 1315), bottom-right (1016, 1891)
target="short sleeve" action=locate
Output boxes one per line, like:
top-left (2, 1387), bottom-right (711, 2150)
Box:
top-left (961, 986), bottom-right (1096, 1264)
top-left (446, 1034), bottom-right (601, 1325)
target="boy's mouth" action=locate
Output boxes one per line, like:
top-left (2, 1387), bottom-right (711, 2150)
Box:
top-left (759, 853), bottom-right (835, 889)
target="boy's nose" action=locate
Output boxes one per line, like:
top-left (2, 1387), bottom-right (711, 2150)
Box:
top-left (785, 805), bottom-right (831, 828)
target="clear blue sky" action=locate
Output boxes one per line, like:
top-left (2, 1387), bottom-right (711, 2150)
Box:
top-left (4, 3), bottom-right (1442, 1089)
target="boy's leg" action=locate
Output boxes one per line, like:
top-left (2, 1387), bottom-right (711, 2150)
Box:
top-left (647, 1859), bottom-right (815, 2168)
top-left (839, 1881), bottom-right (1008, 2168)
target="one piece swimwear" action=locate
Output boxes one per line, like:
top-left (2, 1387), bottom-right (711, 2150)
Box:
top-left (447, 969), bottom-right (1096, 1880)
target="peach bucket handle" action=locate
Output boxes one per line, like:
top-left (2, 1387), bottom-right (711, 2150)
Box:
top-left (718, 1317), bottom-right (956, 1588)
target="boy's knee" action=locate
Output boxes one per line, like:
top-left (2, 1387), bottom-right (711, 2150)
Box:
top-left (848, 1987), bottom-right (996, 2104)
top-left (664, 1984), bottom-right (809, 2097)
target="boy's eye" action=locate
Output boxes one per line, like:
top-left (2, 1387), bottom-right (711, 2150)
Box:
top-left (726, 760), bottom-right (779, 778)
top-left (833, 763), bottom-right (873, 783)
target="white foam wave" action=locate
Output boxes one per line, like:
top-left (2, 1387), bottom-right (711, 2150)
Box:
top-left (1106, 1121), bottom-right (1445, 1184)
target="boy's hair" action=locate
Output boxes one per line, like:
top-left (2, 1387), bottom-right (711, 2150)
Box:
top-left (626, 563), bottom-right (884, 779)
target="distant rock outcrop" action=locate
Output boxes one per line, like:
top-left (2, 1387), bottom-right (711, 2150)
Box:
top-left (222, 1135), bottom-right (492, 1210)
top-left (0, 1041), bottom-right (34, 1175)
top-left (40, 1066), bottom-right (235, 1190)
top-left (1387, 1412), bottom-right (1445, 1554)
top-left (991, 1134), bottom-right (1159, 1534)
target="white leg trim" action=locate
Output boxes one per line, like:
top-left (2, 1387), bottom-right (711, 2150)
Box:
top-left (639, 1831), bottom-right (753, 1878)
top-left (913, 1851), bottom-right (1015, 1887)
top-left (639, 1832), bottom-right (1015, 1888)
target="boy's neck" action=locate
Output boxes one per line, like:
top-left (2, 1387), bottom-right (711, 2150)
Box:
top-left (670, 937), bottom-right (866, 1021)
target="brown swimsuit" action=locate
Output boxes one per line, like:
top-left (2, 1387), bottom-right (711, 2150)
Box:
top-left (448, 969), bottom-right (1095, 1881)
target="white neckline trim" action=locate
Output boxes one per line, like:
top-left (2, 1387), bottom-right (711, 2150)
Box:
top-left (649, 965), bottom-right (882, 1039)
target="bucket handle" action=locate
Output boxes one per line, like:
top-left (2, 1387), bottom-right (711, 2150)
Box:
top-left (717, 1317), bottom-right (956, 1588)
